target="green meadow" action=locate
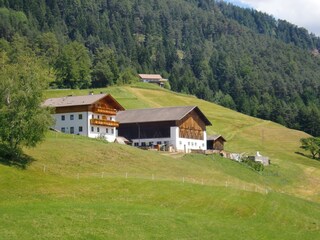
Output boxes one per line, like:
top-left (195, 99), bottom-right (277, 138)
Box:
top-left (1, 83), bottom-right (320, 239)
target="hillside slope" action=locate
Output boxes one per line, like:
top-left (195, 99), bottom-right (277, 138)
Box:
top-left (43, 84), bottom-right (320, 201)
top-left (1, 84), bottom-right (320, 239)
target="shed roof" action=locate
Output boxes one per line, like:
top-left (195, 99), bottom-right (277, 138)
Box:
top-left (43, 93), bottom-right (125, 110)
top-left (207, 134), bottom-right (226, 142)
top-left (116, 106), bottom-right (211, 125)
top-left (138, 74), bottom-right (162, 79)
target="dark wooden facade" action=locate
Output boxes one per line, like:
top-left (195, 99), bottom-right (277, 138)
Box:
top-left (118, 121), bottom-right (173, 140)
top-left (207, 135), bottom-right (226, 150)
top-left (177, 110), bottom-right (206, 140)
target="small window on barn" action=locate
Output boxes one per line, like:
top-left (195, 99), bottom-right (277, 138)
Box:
top-left (92, 114), bottom-right (94, 119)
top-left (79, 126), bottom-right (83, 132)
top-left (61, 127), bottom-right (65, 133)
top-left (78, 114), bottom-right (83, 120)
top-left (141, 142), bottom-right (146, 147)
top-left (97, 127), bottom-right (100, 133)
top-left (61, 115), bottom-right (65, 121)
top-left (70, 127), bottom-right (74, 134)
top-left (70, 115), bottom-right (74, 120)
top-left (97, 115), bottom-right (100, 119)
top-left (106, 128), bottom-right (109, 134)
top-left (134, 142), bottom-right (139, 147)
top-left (91, 126), bottom-right (94, 132)
top-left (111, 129), bottom-right (114, 135)
top-left (157, 141), bottom-right (162, 145)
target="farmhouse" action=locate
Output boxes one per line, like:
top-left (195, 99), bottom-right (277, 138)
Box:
top-left (116, 106), bottom-right (212, 153)
top-left (138, 74), bottom-right (168, 87)
top-left (43, 93), bottom-right (124, 142)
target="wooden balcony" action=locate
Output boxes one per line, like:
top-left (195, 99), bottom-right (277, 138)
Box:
top-left (92, 107), bottom-right (116, 115)
top-left (90, 119), bottom-right (119, 127)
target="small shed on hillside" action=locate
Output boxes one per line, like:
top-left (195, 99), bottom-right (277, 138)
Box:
top-left (138, 74), bottom-right (168, 87)
top-left (207, 135), bottom-right (226, 150)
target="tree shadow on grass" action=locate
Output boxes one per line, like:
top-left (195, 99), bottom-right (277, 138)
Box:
top-left (295, 151), bottom-right (320, 161)
top-left (0, 144), bottom-right (35, 169)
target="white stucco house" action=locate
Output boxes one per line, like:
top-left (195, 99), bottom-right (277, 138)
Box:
top-left (43, 93), bottom-right (125, 142)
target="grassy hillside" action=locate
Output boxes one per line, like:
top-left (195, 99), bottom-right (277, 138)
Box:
top-left (1, 83), bottom-right (320, 239)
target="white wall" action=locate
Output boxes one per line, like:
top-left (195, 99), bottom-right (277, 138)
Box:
top-left (53, 112), bottom-right (89, 136)
top-left (130, 126), bottom-right (207, 153)
top-left (87, 112), bottom-right (117, 142)
top-left (52, 111), bottom-right (117, 142)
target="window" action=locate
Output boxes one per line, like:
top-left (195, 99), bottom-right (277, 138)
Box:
top-left (141, 142), bottom-right (146, 147)
top-left (106, 128), bottom-right (109, 134)
top-left (70, 115), bottom-right (74, 120)
top-left (92, 114), bottom-right (94, 119)
top-left (79, 126), bottom-right (83, 132)
top-left (70, 127), bottom-right (74, 134)
top-left (111, 129), bottom-right (114, 134)
top-left (61, 115), bottom-right (65, 121)
top-left (97, 127), bottom-right (100, 133)
top-left (109, 117), bottom-right (113, 121)
top-left (61, 127), bottom-right (65, 133)
top-left (97, 115), bottom-right (100, 119)
top-left (157, 141), bottom-right (162, 145)
top-left (134, 142), bottom-right (139, 147)
top-left (149, 142), bottom-right (153, 146)
top-left (91, 126), bottom-right (94, 132)
top-left (78, 114), bottom-right (83, 120)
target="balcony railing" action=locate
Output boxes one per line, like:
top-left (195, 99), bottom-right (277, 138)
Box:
top-left (92, 107), bottom-right (116, 115)
top-left (90, 119), bottom-right (119, 127)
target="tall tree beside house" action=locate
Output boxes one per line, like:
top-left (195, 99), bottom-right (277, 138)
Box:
top-left (0, 50), bottom-right (52, 161)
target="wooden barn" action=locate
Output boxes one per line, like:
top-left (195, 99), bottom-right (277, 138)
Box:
top-left (207, 135), bottom-right (226, 151)
top-left (116, 106), bottom-right (212, 153)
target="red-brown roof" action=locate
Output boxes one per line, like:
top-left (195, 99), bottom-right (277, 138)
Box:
top-left (43, 94), bottom-right (125, 110)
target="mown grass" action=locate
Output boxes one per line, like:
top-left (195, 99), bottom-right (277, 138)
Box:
top-left (0, 83), bottom-right (319, 239)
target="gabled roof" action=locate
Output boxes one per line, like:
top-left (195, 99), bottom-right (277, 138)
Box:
top-left (138, 74), bottom-right (162, 80)
top-left (207, 135), bottom-right (226, 142)
top-left (116, 106), bottom-right (211, 125)
top-left (43, 93), bottom-right (125, 110)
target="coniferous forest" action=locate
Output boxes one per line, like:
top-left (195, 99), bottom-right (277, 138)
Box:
top-left (1, 0), bottom-right (320, 136)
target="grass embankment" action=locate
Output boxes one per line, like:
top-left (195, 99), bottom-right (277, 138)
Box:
top-left (0, 83), bottom-right (319, 239)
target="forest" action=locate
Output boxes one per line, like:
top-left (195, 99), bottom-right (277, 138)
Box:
top-left (0, 0), bottom-right (320, 136)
